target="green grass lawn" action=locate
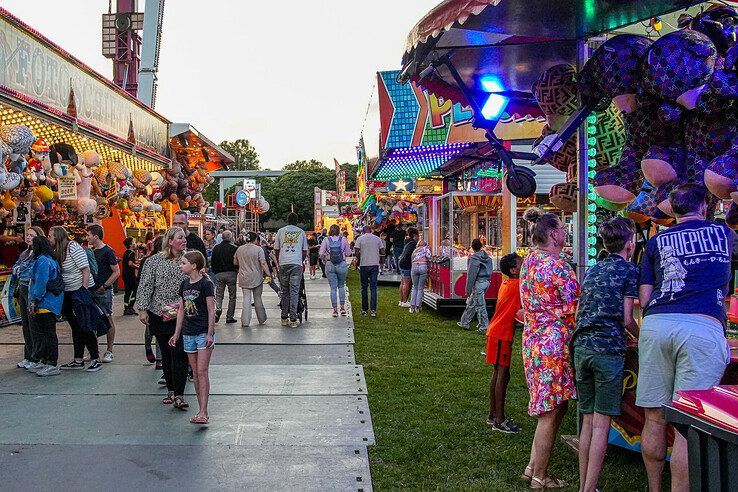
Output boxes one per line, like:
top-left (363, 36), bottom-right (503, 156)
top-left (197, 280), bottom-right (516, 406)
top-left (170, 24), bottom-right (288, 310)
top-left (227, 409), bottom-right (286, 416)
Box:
top-left (349, 271), bottom-right (652, 491)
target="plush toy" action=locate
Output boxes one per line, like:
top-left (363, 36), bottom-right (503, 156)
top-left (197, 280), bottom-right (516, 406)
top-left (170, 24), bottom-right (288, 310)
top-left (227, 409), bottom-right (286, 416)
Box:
top-left (49, 142), bottom-right (78, 180)
top-left (642, 29), bottom-right (738, 220)
top-left (0, 124), bottom-right (33, 175)
top-left (531, 64), bottom-right (626, 212)
top-left (27, 138), bottom-right (51, 184)
top-left (580, 34), bottom-right (686, 212)
top-left (679, 4), bottom-right (738, 57)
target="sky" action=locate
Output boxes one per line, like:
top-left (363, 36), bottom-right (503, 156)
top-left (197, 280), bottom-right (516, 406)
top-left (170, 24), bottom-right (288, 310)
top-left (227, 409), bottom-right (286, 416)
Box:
top-left (2, 0), bottom-right (440, 169)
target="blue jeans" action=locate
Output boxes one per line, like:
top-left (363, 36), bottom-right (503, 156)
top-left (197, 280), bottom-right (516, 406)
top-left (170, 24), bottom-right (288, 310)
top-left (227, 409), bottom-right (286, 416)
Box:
top-left (279, 263), bottom-right (303, 321)
top-left (410, 264), bottom-right (428, 308)
top-left (359, 265), bottom-right (379, 312)
top-left (393, 247), bottom-right (404, 272)
top-left (326, 261), bottom-right (348, 308)
top-left (459, 280), bottom-right (490, 329)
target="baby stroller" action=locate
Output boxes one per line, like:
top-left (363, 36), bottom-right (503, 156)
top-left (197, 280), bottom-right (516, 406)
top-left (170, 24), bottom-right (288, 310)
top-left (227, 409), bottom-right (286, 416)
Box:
top-left (296, 273), bottom-right (309, 324)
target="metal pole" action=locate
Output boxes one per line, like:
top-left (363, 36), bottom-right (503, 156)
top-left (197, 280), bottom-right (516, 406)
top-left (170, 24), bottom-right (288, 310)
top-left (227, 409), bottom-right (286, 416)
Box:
top-left (576, 39), bottom-right (589, 282)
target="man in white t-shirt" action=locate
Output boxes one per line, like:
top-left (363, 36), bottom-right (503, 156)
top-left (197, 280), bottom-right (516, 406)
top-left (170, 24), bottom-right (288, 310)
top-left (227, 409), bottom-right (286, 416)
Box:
top-left (274, 212), bottom-right (308, 327)
top-left (353, 225), bottom-right (385, 317)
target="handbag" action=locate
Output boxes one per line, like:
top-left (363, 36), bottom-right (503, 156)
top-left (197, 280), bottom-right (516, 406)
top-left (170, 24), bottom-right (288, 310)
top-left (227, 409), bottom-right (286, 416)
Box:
top-left (160, 301), bottom-right (180, 322)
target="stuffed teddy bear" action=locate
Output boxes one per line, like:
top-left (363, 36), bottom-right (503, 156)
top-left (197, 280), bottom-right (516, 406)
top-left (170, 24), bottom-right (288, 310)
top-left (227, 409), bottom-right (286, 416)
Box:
top-left (532, 63), bottom-right (627, 212)
top-left (642, 29), bottom-right (738, 220)
top-left (579, 34), bottom-right (686, 212)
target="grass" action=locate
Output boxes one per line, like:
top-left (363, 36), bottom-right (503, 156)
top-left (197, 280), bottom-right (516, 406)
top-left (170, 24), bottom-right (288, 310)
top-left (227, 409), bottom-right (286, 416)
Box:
top-left (349, 271), bottom-right (651, 491)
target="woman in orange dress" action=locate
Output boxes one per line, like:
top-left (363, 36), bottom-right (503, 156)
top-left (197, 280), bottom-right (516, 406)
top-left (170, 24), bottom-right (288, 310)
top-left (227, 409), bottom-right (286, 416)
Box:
top-left (519, 208), bottom-right (580, 490)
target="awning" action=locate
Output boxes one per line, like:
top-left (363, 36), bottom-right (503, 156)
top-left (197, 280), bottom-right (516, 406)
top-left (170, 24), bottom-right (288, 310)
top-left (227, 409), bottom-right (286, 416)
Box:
top-left (401, 0), bottom-right (703, 96)
top-left (454, 193), bottom-right (502, 209)
top-left (169, 123), bottom-right (235, 172)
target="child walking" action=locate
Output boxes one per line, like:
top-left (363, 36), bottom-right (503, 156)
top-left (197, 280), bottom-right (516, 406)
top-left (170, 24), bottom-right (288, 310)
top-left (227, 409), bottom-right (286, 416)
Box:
top-left (170, 251), bottom-right (215, 424)
top-left (485, 253), bottom-right (523, 433)
top-left (572, 217), bottom-right (639, 492)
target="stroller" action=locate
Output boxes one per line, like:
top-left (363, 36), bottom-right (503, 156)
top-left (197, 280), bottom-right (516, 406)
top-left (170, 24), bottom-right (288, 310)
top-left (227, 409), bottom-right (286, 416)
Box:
top-left (296, 273), bottom-right (309, 324)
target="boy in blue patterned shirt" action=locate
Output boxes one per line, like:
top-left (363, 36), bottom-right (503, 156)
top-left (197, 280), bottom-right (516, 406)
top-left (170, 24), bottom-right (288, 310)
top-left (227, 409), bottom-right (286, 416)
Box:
top-left (573, 217), bottom-right (639, 492)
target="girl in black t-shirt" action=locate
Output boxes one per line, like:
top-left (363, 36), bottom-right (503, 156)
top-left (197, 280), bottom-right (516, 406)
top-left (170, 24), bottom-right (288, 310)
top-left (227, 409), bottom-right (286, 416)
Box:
top-left (169, 250), bottom-right (215, 424)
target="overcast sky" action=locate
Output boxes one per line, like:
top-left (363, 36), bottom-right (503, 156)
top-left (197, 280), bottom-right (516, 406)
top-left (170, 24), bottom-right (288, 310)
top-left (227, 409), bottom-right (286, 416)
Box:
top-left (2, 0), bottom-right (439, 168)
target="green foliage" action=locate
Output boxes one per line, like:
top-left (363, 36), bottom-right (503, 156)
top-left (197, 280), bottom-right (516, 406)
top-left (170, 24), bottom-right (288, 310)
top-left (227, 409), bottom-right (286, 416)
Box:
top-left (219, 139), bottom-right (260, 171)
top-left (349, 274), bottom-right (653, 491)
top-left (259, 168), bottom-right (335, 229)
top-left (341, 162), bottom-right (358, 191)
top-left (282, 159), bottom-right (328, 171)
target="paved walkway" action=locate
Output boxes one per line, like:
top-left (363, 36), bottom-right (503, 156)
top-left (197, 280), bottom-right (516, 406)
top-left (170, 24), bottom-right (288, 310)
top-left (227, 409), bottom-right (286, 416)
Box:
top-left (0, 276), bottom-right (373, 491)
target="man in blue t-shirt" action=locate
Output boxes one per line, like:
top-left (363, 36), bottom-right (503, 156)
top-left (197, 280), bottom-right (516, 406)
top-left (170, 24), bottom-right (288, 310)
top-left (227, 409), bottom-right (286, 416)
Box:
top-left (637, 184), bottom-right (732, 492)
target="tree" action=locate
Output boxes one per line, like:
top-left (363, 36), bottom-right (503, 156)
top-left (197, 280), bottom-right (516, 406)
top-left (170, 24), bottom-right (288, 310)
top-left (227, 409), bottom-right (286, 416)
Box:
top-left (341, 162), bottom-right (358, 191)
top-left (283, 159), bottom-right (327, 171)
top-left (219, 139), bottom-right (260, 171)
top-left (260, 167), bottom-right (335, 229)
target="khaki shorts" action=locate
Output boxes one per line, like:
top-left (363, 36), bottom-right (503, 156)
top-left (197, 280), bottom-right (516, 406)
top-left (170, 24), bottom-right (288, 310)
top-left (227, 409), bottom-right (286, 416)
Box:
top-left (635, 313), bottom-right (729, 409)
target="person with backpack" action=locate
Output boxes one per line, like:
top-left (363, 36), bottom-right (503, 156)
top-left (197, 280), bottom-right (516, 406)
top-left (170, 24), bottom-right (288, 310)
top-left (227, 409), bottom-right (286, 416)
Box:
top-left (320, 224), bottom-right (352, 317)
top-left (27, 235), bottom-right (64, 377)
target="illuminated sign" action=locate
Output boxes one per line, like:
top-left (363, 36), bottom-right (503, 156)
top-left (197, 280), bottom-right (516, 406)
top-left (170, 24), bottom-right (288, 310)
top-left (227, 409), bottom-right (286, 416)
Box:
top-left (235, 190), bottom-right (249, 207)
top-left (0, 12), bottom-right (169, 155)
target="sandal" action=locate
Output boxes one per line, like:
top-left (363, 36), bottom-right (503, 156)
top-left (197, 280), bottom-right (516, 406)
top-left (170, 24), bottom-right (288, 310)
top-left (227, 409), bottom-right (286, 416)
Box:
top-left (173, 396), bottom-right (189, 410)
top-left (521, 465), bottom-right (533, 483)
top-left (190, 415), bottom-right (209, 424)
top-left (332, 309), bottom-right (338, 318)
top-left (530, 476), bottom-right (567, 490)
top-left (162, 392), bottom-right (174, 404)
top-left (340, 307), bottom-right (346, 316)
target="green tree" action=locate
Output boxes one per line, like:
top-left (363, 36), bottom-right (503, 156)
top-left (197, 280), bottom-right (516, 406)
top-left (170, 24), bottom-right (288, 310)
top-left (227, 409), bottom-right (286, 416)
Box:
top-left (219, 139), bottom-right (260, 171)
top-left (283, 159), bottom-right (327, 171)
top-left (260, 168), bottom-right (334, 229)
top-left (341, 162), bottom-right (358, 191)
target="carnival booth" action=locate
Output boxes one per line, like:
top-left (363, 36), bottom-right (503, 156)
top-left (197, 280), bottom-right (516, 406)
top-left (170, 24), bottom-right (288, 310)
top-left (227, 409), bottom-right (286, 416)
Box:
top-left (400, 0), bottom-right (738, 454)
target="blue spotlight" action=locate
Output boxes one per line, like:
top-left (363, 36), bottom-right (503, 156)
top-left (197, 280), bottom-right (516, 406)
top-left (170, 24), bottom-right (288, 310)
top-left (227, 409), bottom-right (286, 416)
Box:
top-left (480, 77), bottom-right (508, 121)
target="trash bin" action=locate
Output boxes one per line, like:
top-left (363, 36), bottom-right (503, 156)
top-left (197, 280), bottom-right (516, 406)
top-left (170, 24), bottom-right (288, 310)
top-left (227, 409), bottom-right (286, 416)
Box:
top-left (662, 385), bottom-right (738, 492)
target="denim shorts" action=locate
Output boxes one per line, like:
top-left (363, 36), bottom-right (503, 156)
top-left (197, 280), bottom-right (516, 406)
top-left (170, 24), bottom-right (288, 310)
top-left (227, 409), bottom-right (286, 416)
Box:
top-left (183, 333), bottom-right (215, 353)
top-left (635, 313), bottom-right (729, 408)
top-left (400, 268), bottom-right (411, 277)
top-left (574, 347), bottom-right (624, 416)
top-left (92, 287), bottom-right (113, 316)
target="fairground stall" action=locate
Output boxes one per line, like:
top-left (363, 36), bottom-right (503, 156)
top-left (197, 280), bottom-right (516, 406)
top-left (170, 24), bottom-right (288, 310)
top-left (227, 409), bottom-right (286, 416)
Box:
top-left (400, 0), bottom-right (738, 454)
top-left (314, 188), bottom-right (357, 241)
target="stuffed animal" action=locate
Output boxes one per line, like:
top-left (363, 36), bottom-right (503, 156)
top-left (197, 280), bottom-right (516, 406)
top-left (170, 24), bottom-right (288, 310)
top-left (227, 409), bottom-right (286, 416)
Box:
top-left (579, 34), bottom-right (686, 213)
top-left (642, 29), bottom-right (738, 220)
top-left (531, 63), bottom-right (626, 211)
top-left (0, 124), bottom-right (33, 175)
top-left (49, 142), bottom-right (78, 180)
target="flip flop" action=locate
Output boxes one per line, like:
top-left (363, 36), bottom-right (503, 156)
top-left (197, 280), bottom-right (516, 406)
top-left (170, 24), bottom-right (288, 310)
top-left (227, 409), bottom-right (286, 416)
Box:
top-left (190, 415), bottom-right (209, 424)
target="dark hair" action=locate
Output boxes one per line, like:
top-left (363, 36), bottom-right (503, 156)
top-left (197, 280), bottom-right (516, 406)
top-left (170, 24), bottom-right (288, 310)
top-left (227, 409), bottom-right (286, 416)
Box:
top-left (500, 253), bottom-right (521, 277)
top-left (599, 217), bottom-right (635, 253)
top-left (407, 227), bottom-right (418, 239)
top-left (471, 238), bottom-right (483, 251)
top-left (86, 224), bottom-right (104, 240)
top-left (144, 231), bottom-right (154, 242)
top-left (329, 224), bottom-right (340, 236)
top-left (669, 183), bottom-right (707, 217)
top-left (151, 235), bottom-right (163, 255)
top-left (31, 235), bottom-right (54, 258)
top-left (183, 250), bottom-right (206, 270)
top-left (123, 237), bottom-right (134, 249)
top-left (523, 207), bottom-right (561, 246)
top-left (287, 212), bottom-right (298, 225)
top-left (245, 231), bottom-right (259, 243)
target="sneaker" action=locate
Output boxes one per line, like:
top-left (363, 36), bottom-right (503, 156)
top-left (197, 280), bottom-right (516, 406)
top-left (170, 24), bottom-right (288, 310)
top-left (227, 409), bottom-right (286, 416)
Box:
top-left (289, 320), bottom-right (298, 328)
top-left (158, 373), bottom-right (166, 385)
top-left (399, 302), bottom-right (411, 308)
top-left (85, 360), bottom-right (103, 372)
top-left (476, 327), bottom-right (488, 335)
top-left (361, 310), bottom-right (368, 316)
top-left (485, 417), bottom-right (496, 427)
top-left (60, 360), bottom-right (85, 370)
top-left (281, 318), bottom-right (289, 326)
top-left (154, 361), bottom-right (162, 370)
top-left (102, 351), bottom-right (114, 363)
top-left (123, 308), bottom-right (137, 316)
top-left (17, 358), bottom-right (29, 369)
top-left (215, 309), bottom-right (222, 323)
top-left (28, 362), bottom-right (46, 373)
top-left (37, 365), bottom-right (60, 377)
top-left (145, 349), bottom-right (155, 363)
top-left (187, 367), bottom-right (194, 381)
top-left (493, 418), bottom-right (521, 434)
top-left (225, 318), bottom-right (237, 324)
top-left (370, 310), bottom-right (377, 318)
top-left (457, 322), bottom-right (469, 330)
top-left (22, 360), bottom-right (36, 370)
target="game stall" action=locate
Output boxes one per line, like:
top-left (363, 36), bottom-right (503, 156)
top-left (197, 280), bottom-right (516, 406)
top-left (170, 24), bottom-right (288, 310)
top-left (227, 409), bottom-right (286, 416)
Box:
top-left (400, 0), bottom-right (738, 453)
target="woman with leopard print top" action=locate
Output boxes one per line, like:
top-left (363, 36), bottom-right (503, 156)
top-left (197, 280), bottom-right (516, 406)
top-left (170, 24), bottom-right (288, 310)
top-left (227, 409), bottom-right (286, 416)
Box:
top-left (135, 226), bottom-right (190, 409)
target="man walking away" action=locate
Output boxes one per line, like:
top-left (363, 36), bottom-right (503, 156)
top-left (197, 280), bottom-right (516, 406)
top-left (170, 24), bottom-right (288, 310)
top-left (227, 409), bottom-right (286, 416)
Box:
top-left (458, 239), bottom-right (492, 330)
top-left (353, 225), bottom-right (385, 317)
top-left (86, 225), bottom-right (120, 363)
top-left (637, 184), bottom-right (732, 492)
top-left (122, 237), bottom-right (138, 315)
top-left (210, 230), bottom-right (238, 323)
top-left (274, 213), bottom-right (308, 328)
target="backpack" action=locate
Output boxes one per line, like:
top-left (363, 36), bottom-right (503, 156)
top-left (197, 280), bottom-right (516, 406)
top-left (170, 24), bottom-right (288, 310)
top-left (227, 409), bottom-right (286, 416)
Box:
top-left (328, 237), bottom-right (344, 265)
top-left (47, 263), bottom-right (64, 296)
top-left (84, 247), bottom-right (98, 279)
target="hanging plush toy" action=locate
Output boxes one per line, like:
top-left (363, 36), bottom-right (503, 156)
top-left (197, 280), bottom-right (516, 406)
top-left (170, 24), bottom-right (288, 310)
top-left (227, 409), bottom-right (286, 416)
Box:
top-left (578, 34), bottom-right (684, 217)
top-left (642, 29), bottom-right (738, 221)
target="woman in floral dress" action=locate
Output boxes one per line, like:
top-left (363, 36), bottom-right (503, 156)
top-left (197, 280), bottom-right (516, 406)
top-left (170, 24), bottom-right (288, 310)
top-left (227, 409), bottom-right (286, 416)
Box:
top-left (519, 208), bottom-right (580, 490)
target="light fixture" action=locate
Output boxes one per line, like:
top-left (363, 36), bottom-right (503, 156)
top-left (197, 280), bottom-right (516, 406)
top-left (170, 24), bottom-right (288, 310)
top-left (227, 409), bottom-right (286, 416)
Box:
top-left (479, 77), bottom-right (509, 121)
